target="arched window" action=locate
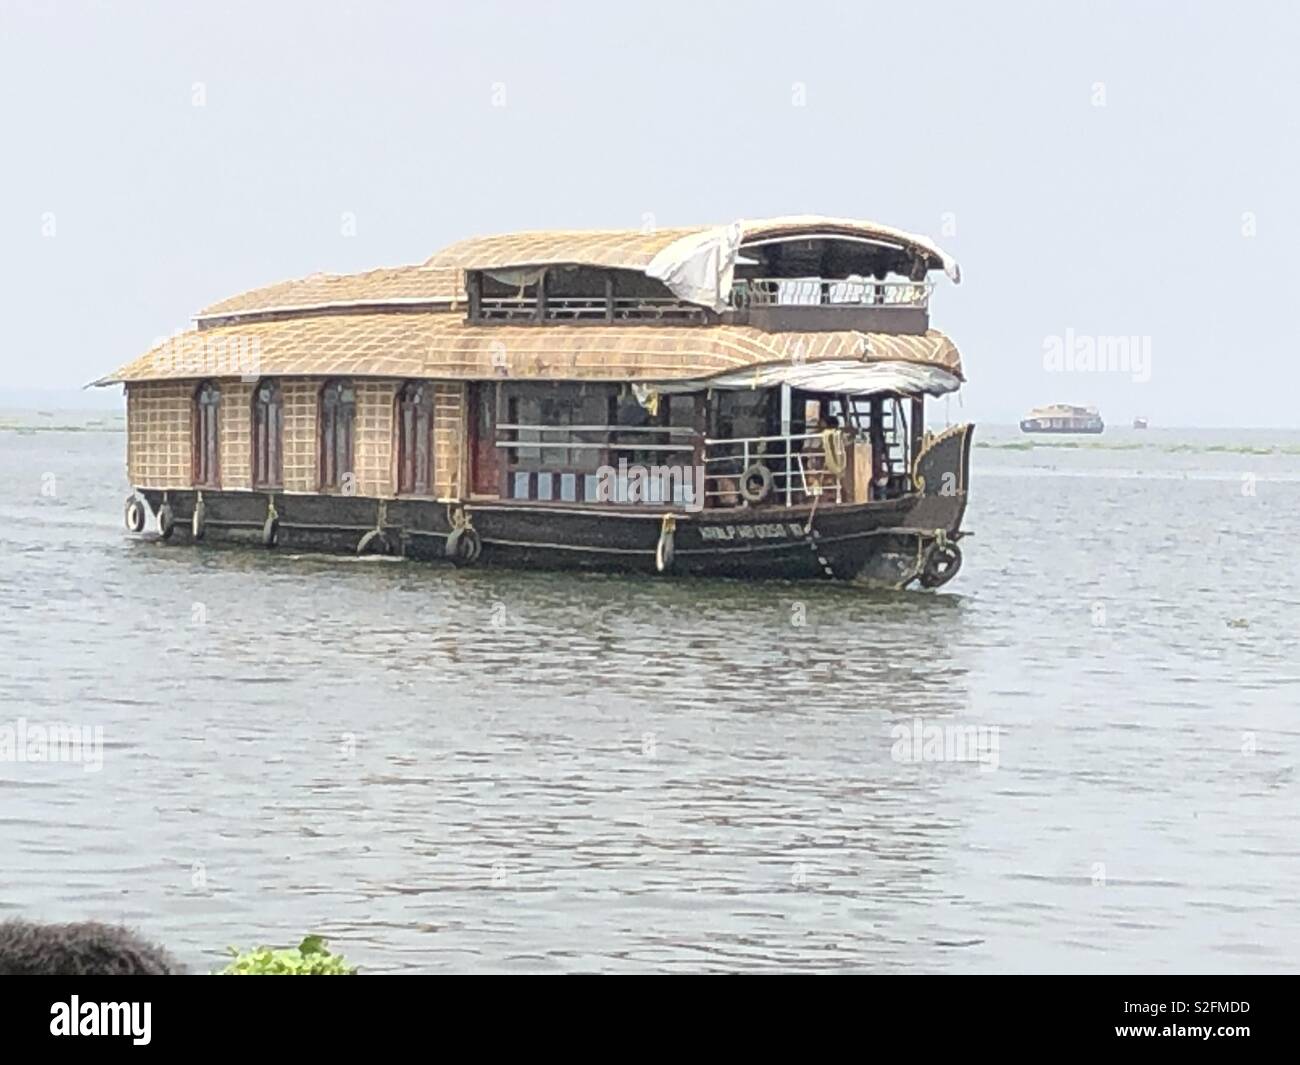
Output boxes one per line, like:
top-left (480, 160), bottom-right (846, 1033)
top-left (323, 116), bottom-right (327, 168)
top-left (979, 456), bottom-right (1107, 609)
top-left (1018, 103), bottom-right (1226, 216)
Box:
top-left (251, 379), bottom-right (283, 489)
top-left (193, 380), bottom-right (221, 487)
top-left (396, 381), bottom-right (434, 495)
top-left (319, 379), bottom-right (356, 492)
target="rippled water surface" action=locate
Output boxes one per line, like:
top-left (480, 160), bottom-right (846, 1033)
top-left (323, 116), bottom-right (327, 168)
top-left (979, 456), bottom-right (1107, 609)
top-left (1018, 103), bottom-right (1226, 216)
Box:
top-left (2, 413), bottom-right (1298, 973)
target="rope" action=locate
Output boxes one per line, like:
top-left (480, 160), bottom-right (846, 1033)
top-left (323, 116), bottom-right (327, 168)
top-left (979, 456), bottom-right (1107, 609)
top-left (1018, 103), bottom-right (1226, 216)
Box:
top-left (801, 493), bottom-right (835, 578)
top-left (448, 504), bottom-right (473, 532)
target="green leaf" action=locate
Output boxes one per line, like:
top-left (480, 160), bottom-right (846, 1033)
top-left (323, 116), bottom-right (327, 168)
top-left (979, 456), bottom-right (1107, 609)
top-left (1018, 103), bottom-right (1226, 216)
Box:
top-left (298, 935), bottom-right (326, 956)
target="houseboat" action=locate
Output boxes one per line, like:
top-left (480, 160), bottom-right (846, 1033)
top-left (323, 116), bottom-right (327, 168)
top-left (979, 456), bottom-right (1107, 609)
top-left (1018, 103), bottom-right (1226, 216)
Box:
top-left (1019, 404), bottom-right (1104, 434)
top-left (97, 216), bottom-right (973, 588)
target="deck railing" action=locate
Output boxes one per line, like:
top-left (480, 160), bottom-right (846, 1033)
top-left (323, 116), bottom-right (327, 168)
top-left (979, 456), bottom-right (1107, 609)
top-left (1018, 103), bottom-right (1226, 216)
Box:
top-left (702, 431), bottom-right (843, 507)
top-left (491, 424), bottom-right (846, 508)
top-left (477, 296), bottom-right (708, 323)
top-left (494, 423), bottom-right (698, 504)
top-left (474, 281), bottom-right (927, 322)
top-left (729, 277), bottom-right (931, 309)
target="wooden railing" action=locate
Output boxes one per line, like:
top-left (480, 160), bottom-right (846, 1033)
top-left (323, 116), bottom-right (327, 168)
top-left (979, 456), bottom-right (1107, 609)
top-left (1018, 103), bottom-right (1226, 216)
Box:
top-left (477, 296), bottom-right (708, 324)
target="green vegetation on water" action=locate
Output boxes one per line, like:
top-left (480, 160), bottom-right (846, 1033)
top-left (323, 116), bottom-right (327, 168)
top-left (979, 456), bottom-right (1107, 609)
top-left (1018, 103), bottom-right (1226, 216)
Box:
top-left (977, 440), bottom-right (1290, 455)
top-left (221, 935), bottom-right (357, 975)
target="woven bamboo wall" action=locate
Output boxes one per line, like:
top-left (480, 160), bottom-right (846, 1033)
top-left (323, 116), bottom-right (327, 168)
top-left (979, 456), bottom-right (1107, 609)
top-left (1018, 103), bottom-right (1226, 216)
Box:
top-left (218, 381), bottom-right (254, 490)
top-left (126, 381), bottom-right (194, 488)
top-left (282, 379), bottom-right (320, 492)
top-left (127, 376), bottom-right (468, 499)
top-left (432, 383), bottom-right (464, 499)
top-left (355, 381), bottom-right (397, 498)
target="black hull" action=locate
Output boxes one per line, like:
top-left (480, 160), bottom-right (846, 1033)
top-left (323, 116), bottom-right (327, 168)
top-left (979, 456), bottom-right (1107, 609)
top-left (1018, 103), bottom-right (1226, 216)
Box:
top-left (132, 425), bottom-right (975, 587)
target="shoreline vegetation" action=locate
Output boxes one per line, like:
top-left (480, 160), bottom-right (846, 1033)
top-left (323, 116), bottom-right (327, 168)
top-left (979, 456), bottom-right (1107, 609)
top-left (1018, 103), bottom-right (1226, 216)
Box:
top-left (975, 440), bottom-right (1298, 455)
top-left (1, 413), bottom-right (125, 434)
top-left (0, 425), bottom-right (125, 433)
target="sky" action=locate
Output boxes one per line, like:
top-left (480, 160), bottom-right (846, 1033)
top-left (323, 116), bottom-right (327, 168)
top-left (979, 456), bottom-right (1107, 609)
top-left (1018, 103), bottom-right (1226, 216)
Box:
top-left (1, 0), bottom-right (1297, 426)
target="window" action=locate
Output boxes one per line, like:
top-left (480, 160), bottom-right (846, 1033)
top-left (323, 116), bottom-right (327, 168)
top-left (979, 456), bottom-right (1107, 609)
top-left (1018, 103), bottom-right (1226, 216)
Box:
top-left (712, 389), bottom-right (776, 441)
top-left (320, 379), bottom-right (356, 491)
top-left (502, 382), bottom-right (613, 502)
top-left (251, 379), bottom-right (283, 489)
top-left (396, 382), bottom-right (433, 495)
top-left (505, 382), bottom-right (610, 473)
top-left (613, 390), bottom-right (697, 468)
top-left (193, 381), bottom-right (221, 487)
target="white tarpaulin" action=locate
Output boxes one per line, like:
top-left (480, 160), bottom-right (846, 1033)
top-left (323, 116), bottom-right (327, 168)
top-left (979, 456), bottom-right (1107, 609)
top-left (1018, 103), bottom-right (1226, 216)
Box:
top-left (644, 223), bottom-right (742, 313)
top-left (652, 359), bottom-right (962, 397)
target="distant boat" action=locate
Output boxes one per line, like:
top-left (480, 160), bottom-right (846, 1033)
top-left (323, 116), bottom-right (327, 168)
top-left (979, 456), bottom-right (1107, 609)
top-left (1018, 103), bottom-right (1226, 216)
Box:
top-left (1132, 416), bottom-right (1149, 429)
top-left (1020, 404), bottom-right (1104, 434)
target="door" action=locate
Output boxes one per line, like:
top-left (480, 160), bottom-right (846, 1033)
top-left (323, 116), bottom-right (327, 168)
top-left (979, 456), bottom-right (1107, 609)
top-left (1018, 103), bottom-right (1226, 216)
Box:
top-left (468, 382), bottom-right (499, 496)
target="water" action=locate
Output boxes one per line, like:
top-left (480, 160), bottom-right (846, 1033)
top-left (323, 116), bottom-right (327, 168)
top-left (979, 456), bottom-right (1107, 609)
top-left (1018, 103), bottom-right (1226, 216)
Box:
top-left (2, 412), bottom-right (1298, 973)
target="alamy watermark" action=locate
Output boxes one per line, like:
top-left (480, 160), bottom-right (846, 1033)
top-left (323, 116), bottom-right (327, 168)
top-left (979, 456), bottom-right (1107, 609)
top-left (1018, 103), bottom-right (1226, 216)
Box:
top-left (0, 718), bottom-right (103, 772)
top-left (594, 460), bottom-right (705, 512)
top-left (890, 717), bottom-right (1000, 773)
top-left (150, 329), bottom-right (263, 382)
top-left (1043, 328), bottom-right (1151, 383)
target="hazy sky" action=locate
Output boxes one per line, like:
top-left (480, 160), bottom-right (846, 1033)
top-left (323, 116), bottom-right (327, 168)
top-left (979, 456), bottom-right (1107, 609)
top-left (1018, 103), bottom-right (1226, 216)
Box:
top-left (2, 0), bottom-right (1296, 425)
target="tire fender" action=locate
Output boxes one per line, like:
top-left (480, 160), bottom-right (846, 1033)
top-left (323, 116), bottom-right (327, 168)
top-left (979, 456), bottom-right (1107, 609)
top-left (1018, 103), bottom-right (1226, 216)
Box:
top-left (739, 463), bottom-right (773, 504)
top-left (655, 514), bottom-right (677, 573)
top-left (445, 526), bottom-right (482, 565)
top-left (357, 529), bottom-right (391, 556)
top-left (124, 496), bottom-right (146, 533)
top-left (920, 541), bottom-right (962, 589)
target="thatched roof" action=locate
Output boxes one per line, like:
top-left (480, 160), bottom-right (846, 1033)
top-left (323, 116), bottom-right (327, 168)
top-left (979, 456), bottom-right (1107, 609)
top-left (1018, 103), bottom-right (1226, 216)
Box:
top-left (97, 315), bottom-right (962, 386)
top-left (194, 215), bottom-right (959, 324)
top-left (424, 226), bottom-right (706, 274)
top-left (196, 265), bottom-right (461, 320)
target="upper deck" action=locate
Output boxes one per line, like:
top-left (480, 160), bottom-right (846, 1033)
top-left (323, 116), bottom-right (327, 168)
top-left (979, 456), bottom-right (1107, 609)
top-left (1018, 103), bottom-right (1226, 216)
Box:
top-left (100, 215), bottom-right (964, 388)
top-left (192, 215), bottom-right (959, 335)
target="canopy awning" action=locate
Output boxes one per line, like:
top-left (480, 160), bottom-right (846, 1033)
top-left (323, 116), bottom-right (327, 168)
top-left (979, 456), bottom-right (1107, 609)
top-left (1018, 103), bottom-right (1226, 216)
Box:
top-left (655, 359), bottom-right (962, 397)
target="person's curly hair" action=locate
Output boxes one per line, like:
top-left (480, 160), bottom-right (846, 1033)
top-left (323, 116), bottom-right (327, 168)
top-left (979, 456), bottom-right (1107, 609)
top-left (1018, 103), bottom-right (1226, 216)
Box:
top-left (0, 920), bottom-right (185, 975)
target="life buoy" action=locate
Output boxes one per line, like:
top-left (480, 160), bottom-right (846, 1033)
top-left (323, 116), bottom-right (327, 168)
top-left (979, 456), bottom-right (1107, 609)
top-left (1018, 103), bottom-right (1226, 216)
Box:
top-left (739, 463), bottom-right (773, 504)
top-left (157, 503), bottom-right (175, 541)
top-left (124, 496), bottom-right (146, 533)
top-left (191, 498), bottom-right (207, 541)
top-left (445, 526), bottom-right (482, 565)
top-left (357, 529), bottom-right (391, 556)
top-left (920, 541), bottom-right (962, 589)
top-left (262, 512), bottom-right (280, 548)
